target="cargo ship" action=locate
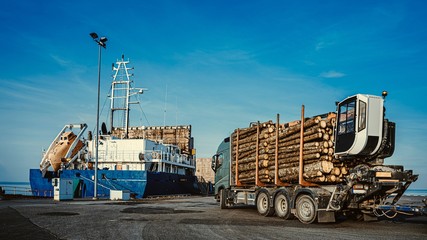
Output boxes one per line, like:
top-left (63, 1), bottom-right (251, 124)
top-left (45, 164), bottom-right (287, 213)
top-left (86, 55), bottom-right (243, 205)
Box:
top-left (29, 55), bottom-right (198, 199)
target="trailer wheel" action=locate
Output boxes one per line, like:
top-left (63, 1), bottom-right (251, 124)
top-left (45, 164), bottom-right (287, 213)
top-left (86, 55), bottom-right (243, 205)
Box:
top-left (274, 191), bottom-right (292, 220)
top-left (219, 189), bottom-right (228, 209)
top-left (295, 194), bottom-right (317, 224)
top-left (256, 191), bottom-right (274, 216)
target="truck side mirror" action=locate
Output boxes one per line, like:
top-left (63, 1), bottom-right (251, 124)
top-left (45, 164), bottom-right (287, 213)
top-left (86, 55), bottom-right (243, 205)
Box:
top-left (211, 155), bottom-right (218, 172)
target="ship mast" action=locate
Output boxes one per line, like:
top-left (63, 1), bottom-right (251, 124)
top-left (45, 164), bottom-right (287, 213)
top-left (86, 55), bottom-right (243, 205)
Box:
top-left (110, 55), bottom-right (145, 138)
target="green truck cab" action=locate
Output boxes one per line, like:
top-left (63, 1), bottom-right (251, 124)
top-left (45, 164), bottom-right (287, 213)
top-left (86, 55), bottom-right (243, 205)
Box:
top-left (211, 137), bottom-right (230, 207)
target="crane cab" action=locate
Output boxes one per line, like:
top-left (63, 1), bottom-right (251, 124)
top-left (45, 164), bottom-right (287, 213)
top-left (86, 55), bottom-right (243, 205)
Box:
top-left (334, 94), bottom-right (386, 158)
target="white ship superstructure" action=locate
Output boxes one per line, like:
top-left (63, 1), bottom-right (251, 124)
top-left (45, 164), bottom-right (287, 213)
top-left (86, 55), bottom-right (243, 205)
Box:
top-left (88, 137), bottom-right (195, 174)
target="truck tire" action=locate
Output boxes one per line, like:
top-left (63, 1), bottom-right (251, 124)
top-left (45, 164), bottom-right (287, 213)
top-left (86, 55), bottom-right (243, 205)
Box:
top-left (256, 191), bottom-right (274, 217)
top-left (274, 191), bottom-right (292, 220)
top-left (219, 189), bottom-right (228, 209)
top-left (295, 194), bottom-right (317, 224)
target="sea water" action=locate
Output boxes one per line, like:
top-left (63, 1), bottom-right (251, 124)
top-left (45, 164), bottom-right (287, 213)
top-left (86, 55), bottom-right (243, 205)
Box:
top-left (405, 188), bottom-right (427, 197)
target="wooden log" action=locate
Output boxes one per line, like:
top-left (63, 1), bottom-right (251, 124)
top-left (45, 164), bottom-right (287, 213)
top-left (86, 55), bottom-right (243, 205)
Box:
top-left (278, 126), bottom-right (323, 143)
top-left (320, 155), bottom-right (333, 161)
top-left (232, 155), bottom-right (255, 165)
top-left (239, 174), bottom-right (271, 182)
top-left (319, 120), bottom-right (327, 129)
top-left (238, 171), bottom-right (270, 181)
top-left (310, 175), bottom-right (326, 182)
top-left (279, 142), bottom-right (320, 151)
top-left (237, 144), bottom-right (256, 154)
top-left (322, 133), bottom-right (329, 141)
top-left (331, 167), bottom-right (341, 176)
top-left (235, 127), bottom-right (257, 138)
top-left (231, 114), bottom-right (351, 185)
top-left (235, 149), bottom-right (256, 159)
top-left (303, 171), bottom-right (323, 179)
top-left (325, 175), bottom-right (337, 182)
top-left (322, 148), bottom-right (329, 154)
top-left (259, 160), bottom-right (269, 168)
top-left (259, 148), bottom-right (275, 155)
top-left (233, 128), bottom-right (269, 145)
top-left (233, 120), bottom-right (273, 138)
top-left (277, 152), bottom-right (321, 164)
top-left (281, 116), bottom-right (322, 136)
top-left (278, 149), bottom-right (322, 160)
top-left (274, 160), bottom-right (333, 180)
top-left (259, 116), bottom-right (322, 144)
top-left (341, 166), bottom-right (348, 175)
top-left (280, 146), bottom-right (324, 154)
top-left (277, 132), bottom-right (323, 148)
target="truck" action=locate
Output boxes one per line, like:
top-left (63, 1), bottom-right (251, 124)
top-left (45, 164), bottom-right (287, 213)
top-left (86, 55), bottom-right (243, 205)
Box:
top-left (211, 92), bottom-right (423, 223)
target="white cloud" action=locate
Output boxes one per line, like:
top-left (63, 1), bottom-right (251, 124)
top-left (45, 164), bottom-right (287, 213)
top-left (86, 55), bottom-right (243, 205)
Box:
top-left (320, 70), bottom-right (346, 78)
top-left (315, 41), bottom-right (326, 51)
top-left (50, 54), bottom-right (71, 67)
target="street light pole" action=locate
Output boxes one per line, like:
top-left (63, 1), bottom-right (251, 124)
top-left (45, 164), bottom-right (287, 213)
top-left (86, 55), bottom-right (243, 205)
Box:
top-left (90, 32), bottom-right (107, 200)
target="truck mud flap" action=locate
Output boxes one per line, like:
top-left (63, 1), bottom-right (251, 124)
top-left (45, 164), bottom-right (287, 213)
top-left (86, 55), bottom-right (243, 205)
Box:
top-left (317, 210), bottom-right (335, 223)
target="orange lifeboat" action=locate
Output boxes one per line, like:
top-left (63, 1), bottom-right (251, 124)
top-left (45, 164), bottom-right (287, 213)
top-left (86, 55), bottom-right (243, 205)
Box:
top-left (48, 131), bottom-right (84, 172)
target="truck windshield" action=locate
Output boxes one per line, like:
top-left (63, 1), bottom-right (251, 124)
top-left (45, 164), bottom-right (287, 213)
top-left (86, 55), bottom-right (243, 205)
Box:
top-left (338, 98), bottom-right (356, 135)
top-left (217, 153), bottom-right (224, 167)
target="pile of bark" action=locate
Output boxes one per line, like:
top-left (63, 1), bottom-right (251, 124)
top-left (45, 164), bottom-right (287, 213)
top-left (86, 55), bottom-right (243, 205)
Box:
top-left (231, 113), bottom-right (352, 184)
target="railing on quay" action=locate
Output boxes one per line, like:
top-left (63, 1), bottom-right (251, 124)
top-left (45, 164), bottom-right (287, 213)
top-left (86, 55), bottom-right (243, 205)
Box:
top-left (0, 185), bottom-right (53, 198)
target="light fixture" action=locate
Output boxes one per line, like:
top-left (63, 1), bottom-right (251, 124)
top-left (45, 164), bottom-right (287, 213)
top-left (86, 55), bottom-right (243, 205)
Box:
top-left (90, 32), bottom-right (108, 48)
top-left (382, 91), bottom-right (388, 99)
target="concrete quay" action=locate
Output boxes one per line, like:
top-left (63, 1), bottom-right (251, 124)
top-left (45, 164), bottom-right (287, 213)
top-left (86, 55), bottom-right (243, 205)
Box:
top-left (1, 196), bottom-right (426, 240)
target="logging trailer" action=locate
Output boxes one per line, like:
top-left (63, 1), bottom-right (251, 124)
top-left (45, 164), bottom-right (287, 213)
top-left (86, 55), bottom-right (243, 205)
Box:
top-left (212, 92), bottom-right (425, 223)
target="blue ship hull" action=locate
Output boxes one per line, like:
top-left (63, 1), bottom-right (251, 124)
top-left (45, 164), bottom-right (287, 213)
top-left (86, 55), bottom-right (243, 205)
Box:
top-left (29, 169), bottom-right (198, 199)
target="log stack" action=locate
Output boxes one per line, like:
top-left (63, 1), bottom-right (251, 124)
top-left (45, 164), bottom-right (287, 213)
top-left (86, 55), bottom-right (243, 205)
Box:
top-left (231, 113), bottom-right (353, 185)
top-left (112, 125), bottom-right (193, 155)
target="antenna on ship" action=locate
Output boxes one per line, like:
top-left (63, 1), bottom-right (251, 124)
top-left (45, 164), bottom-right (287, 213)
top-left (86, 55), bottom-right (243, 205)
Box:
top-left (110, 54), bottom-right (146, 139)
top-left (175, 96), bottom-right (178, 126)
top-left (163, 84), bottom-right (168, 127)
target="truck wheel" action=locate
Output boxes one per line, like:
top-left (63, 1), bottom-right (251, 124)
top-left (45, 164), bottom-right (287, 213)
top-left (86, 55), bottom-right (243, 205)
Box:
top-left (274, 191), bottom-right (292, 220)
top-left (257, 191), bottom-right (274, 216)
top-left (219, 189), bottom-right (228, 209)
top-left (295, 194), bottom-right (317, 224)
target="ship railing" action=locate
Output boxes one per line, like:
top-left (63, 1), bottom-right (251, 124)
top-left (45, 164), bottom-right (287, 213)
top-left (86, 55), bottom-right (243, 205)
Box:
top-left (148, 149), bottom-right (195, 167)
top-left (96, 149), bottom-right (148, 162)
top-left (94, 148), bottom-right (194, 167)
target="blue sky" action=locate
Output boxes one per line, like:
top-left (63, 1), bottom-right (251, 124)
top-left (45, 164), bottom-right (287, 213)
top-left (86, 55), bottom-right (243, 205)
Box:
top-left (0, 1), bottom-right (426, 188)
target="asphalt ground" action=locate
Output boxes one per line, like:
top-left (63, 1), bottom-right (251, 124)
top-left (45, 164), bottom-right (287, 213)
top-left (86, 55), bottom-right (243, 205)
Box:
top-left (0, 196), bottom-right (426, 240)
top-left (0, 206), bottom-right (59, 240)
